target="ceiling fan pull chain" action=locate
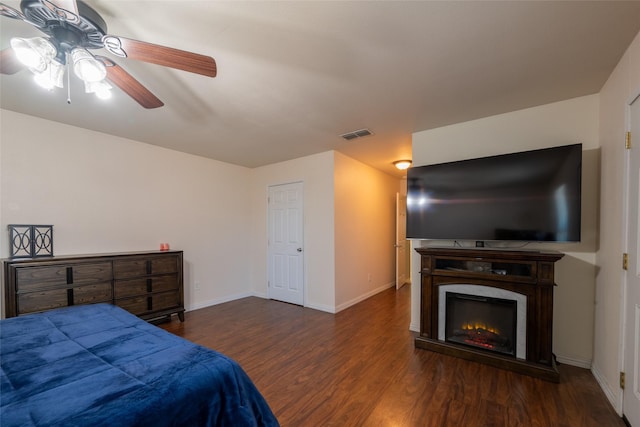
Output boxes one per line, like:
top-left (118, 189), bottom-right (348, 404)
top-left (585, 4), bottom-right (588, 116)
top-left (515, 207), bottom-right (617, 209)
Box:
top-left (66, 55), bottom-right (71, 104)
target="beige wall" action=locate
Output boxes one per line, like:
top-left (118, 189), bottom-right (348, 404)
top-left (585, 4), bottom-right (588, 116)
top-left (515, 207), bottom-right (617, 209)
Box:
top-left (594, 30), bottom-right (640, 413)
top-left (0, 110), bottom-right (253, 314)
top-left (249, 151), bottom-right (336, 312)
top-left (334, 152), bottom-right (399, 310)
top-left (1, 111), bottom-right (399, 316)
top-left (249, 151), bottom-right (400, 313)
top-left (411, 94), bottom-right (600, 368)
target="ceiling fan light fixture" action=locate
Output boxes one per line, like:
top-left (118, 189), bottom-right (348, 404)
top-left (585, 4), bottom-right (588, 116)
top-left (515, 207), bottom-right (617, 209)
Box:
top-left (71, 48), bottom-right (106, 83)
top-left (33, 61), bottom-right (65, 90)
top-left (1, 0), bottom-right (216, 108)
top-left (95, 88), bottom-right (112, 100)
top-left (84, 79), bottom-right (112, 100)
top-left (10, 37), bottom-right (56, 72)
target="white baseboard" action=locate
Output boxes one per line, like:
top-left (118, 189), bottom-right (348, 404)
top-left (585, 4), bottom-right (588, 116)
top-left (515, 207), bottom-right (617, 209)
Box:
top-left (189, 282), bottom-right (397, 315)
top-left (591, 364), bottom-right (623, 416)
top-left (555, 354), bottom-right (592, 369)
top-left (304, 302), bottom-right (336, 314)
top-left (334, 281), bottom-right (396, 313)
top-left (253, 291), bottom-right (335, 313)
top-left (186, 291), bottom-right (252, 312)
top-left (251, 290), bottom-right (268, 299)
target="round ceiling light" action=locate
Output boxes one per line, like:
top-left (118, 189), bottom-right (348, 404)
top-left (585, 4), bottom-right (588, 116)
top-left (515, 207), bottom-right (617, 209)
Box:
top-left (393, 160), bottom-right (412, 170)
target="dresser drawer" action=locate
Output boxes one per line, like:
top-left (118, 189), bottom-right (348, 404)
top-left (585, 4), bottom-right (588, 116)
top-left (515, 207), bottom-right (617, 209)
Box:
top-left (113, 255), bottom-right (179, 279)
top-left (115, 296), bottom-right (149, 316)
top-left (73, 282), bottom-right (113, 305)
top-left (16, 262), bottom-right (113, 291)
top-left (69, 263), bottom-right (113, 285)
top-left (114, 274), bottom-right (179, 298)
top-left (17, 282), bottom-right (113, 315)
top-left (113, 259), bottom-right (147, 279)
top-left (151, 275), bottom-right (179, 293)
top-left (150, 256), bottom-right (179, 275)
top-left (18, 288), bottom-right (68, 314)
top-left (152, 290), bottom-right (181, 311)
top-left (16, 266), bottom-right (67, 288)
top-left (116, 289), bottom-right (180, 316)
top-left (114, 278), bottom-right (147, 298)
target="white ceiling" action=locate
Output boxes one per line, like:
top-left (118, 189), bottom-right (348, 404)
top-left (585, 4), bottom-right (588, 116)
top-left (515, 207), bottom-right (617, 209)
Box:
top-left (2, 1), bottom-right (640, 177)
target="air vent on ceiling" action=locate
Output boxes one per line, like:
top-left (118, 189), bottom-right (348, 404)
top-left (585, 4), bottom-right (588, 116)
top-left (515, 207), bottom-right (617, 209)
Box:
top-left (340, 128), bottom-right (373, 141)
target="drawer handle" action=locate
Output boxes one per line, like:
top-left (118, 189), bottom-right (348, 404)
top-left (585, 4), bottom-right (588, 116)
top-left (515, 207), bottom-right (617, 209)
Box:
top-left (66, 267), bottom-right (73, 284)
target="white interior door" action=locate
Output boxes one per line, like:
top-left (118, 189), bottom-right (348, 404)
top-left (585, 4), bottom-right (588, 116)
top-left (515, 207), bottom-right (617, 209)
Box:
top-left (395, 192), bottom-right (408, 289)
top-left (623, 97), bottom-right (640, 426)
top-left (268, 182), bottom-right (304, 305)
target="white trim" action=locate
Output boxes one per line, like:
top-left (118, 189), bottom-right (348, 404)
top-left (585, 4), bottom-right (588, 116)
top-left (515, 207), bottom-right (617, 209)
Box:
top-left (252, 290), bottom-right (269, 299)
top-left (592, 363), bottom-right (624, 416)
top-left (334, 281), bottom-right (396, 313)
top-left (304, 302), bottom-right (337, 314)
top-left (437, 284), bottom-right (527, 359)
top-left (186, 291), bottom-right (253, 312)
top-left (187, 282), bottom-right (397, 316)
top-left (619, 90), bottom-right (640, 420)
top-left (555, 354), bottom-right (592, 369)
top-left (626, 89), bottom-right (640, 107)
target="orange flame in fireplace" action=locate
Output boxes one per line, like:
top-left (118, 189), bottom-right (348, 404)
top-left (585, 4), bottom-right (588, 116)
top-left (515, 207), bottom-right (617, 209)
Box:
top-left (461, 321), bottom-right (500, 336)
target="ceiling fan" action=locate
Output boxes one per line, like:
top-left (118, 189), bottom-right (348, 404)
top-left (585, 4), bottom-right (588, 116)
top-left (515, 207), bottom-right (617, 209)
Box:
top-left (0, 0), bottom-right (217, 108)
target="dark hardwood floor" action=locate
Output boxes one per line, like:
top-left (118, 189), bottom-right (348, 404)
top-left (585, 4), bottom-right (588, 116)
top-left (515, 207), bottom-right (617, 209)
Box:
top-left (160, 285), bottom-right (623, 427)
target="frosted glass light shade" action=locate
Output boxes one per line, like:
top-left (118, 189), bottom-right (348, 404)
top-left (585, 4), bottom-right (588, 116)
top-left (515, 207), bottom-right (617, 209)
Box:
top-left (84, 80), bottom-right (112, 100)
top-left (71, 48), bottom-right (106, 82)
top-left (11, 37), bottom-right (56, 72)
top-left (33, 60), bottom-right (65, 90)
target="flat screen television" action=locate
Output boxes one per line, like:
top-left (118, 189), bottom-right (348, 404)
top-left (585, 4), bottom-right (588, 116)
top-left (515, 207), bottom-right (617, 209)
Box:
top-left (406, 143), bottom-right (582, 242)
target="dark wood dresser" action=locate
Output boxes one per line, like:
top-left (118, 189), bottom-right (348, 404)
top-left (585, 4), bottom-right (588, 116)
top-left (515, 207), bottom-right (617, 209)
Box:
top-left (3, 250), bottom-right (184, 322)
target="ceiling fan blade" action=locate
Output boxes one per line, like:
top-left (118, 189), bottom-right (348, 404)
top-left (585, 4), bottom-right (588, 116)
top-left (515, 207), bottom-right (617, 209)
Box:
top-left (97, 56), bottom-right (164, 109)
top-left (103, 36), bottom-right (217, 77)
top-left (0, 48), bottom-right (25, 75)
top-left (0, 2), bottom-right (27, 20)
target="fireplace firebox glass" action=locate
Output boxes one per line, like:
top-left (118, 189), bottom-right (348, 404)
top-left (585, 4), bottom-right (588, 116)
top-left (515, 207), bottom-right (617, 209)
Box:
top-left (445, 292), bottom-right (517, 357)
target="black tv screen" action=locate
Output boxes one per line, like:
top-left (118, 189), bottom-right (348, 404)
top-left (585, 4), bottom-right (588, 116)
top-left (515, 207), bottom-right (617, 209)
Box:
top-left (406, 143), bottom-right (582, 242)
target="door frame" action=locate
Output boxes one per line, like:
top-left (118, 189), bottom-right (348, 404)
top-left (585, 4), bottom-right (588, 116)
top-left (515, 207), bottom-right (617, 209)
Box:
top-left (620, 90), bottom-right (640, 422)
top-left (395, 192), bottom-right (409, 289)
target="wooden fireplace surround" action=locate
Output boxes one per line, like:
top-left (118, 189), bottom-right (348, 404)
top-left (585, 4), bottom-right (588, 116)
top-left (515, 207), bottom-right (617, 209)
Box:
top-left (414, 247), bottom-right (564, 382)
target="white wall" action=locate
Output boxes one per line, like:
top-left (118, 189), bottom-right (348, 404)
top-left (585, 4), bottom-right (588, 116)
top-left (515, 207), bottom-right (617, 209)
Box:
top-left (1, 112), bottom-right (399, 317)
top-left (334, 152), bottom-right (399, 311)
top-left (249, 151), bottom-right (400, 314)
top-left (249, 151), bottom-right (336, 312)
top-left (0, 110), bottom-right (253, 314)
top-left (411, 94), bottom-right (600, 368)
top-left (594, 30), bottom-right (640, 413)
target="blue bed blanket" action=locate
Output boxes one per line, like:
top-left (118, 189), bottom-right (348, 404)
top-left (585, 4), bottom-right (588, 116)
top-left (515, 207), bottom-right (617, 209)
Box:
top-left (0, 303), bottom-right (279, 427)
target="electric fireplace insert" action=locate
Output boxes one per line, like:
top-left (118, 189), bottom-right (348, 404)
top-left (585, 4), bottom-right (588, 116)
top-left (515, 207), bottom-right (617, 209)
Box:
top-left (445, 292), bottom-right (517, 357)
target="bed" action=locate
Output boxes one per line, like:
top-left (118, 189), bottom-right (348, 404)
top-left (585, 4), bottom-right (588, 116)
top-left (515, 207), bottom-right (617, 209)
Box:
top-left (0, 303), bottom-right (279, 427)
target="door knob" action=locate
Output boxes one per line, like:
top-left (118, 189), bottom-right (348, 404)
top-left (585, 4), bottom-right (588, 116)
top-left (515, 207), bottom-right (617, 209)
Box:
top-left (297, 248), bottom-right (303, 252)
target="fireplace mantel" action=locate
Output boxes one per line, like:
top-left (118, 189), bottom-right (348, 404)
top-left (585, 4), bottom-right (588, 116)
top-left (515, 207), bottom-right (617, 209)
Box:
top-left (414, 247), bottom-right (564, 382)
